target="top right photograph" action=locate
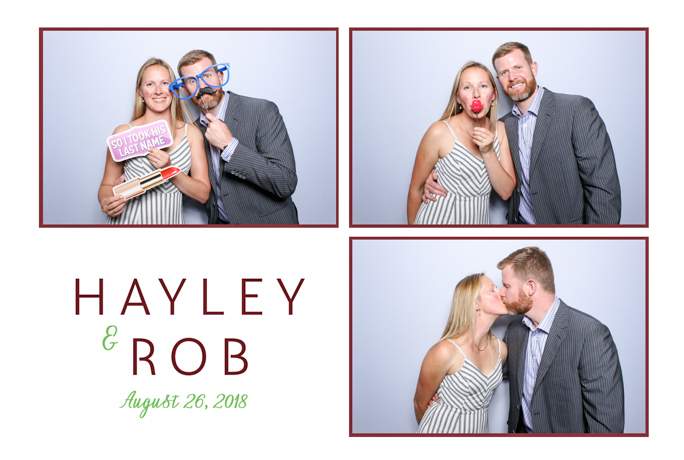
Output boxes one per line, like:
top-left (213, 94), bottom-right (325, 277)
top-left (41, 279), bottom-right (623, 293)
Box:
top-left (351, 29), bottom-right (647, 226)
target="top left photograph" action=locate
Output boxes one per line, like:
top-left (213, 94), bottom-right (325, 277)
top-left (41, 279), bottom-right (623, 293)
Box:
top-left (40, 28), bottom-right (338, 227)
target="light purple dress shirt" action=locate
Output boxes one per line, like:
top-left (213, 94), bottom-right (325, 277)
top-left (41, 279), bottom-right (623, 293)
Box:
top-left (511, 86), bottom-right (545, 225)
top-left (521, 295), bottom-right (560, 432)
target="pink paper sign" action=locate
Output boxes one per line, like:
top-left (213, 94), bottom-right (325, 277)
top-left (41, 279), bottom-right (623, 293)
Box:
top-left (107, 120), bottom-right (174, 162)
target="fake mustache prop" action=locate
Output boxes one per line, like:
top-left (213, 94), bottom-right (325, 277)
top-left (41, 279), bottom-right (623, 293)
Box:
top-left (196, 87), bottom-right (217, 111)
top-left (196, 87), bottom-right (217, 98)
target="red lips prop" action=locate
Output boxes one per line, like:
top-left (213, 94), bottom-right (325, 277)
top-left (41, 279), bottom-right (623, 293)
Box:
top-left (470, 100), bottom-right (483, 127)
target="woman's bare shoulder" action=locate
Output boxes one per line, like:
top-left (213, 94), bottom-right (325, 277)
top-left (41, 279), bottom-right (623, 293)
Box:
top-left (112, 123), bottom-right (134, 135)
top-left (430, 338), bottom-right (465, 374)
top-left (185, 122), bottom-right (202, 137)
top-left (427, 338), bottom-right (460, 360)
top-left (497, 337), bottom-right (508, 363)
top-left (425, 119), bottom-right (451, 138)
top-left (420, 119), bottom-right (454, 152)
top-left (496, 120), bottom-right (507, 134)
top-left (185, 123), bottom-right (205, 144)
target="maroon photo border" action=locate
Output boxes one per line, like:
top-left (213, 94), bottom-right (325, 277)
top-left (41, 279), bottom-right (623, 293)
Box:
top-left (349, 28), bottom-right (649, 228)
top-left (39, 27), bottom-right (339, 228)
top-left (349, 236), bottom-right (649, 437)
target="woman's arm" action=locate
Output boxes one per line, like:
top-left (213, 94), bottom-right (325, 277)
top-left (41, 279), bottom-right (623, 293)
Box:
top-left (97, 124), bottom-right (130, 217)
top-left (407, 123), bottom-right (445, 224)
top-left (472, 121), bottom-right (516, 200)
top-left (494, 121), bottom-right (516, 199)
top-left (153, 124), bottom-right (211, 204)
top-left (413, 341), bottom-right (459, 425)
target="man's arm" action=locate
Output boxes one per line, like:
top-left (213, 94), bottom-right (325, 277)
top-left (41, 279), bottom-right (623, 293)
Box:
top-left (421, 170), bottom-right (447, 204)
top-left (223, 100), bottom-right (297, 199)
top-left (578, 321), bottom-right (625, 433)
top-left (572, 97), bottom-right (621, 224)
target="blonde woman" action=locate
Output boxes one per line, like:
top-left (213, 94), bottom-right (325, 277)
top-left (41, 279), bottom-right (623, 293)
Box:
top-left (98, 58), bottom-right (211, 224)
top-left (407, 62), bottom-right (515, 224)
top-left (413, 273), bottom-right (509, 433)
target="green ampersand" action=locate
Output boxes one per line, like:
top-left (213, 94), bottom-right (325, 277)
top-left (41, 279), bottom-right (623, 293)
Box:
top-left (103, 325), bottom-right (118, 350)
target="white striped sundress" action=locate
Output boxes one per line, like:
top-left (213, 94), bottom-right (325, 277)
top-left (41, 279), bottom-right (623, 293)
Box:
top-left (418, 338), bottom-right (502, 433)
top-left (107, 125), bottom-right (191, 225)
top-left (414, 119), bottom-right (500, 225)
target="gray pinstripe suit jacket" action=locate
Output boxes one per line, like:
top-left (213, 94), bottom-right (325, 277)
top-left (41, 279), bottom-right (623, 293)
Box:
top-left (502, 89), bottom-right (621, 224)
top-left (503, 301), bottom-right (625, 433)
top-left (199, 92), bottom-right (299, 224)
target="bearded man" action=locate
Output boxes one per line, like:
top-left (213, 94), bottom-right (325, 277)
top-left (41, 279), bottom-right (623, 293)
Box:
top-left (177, 49), bottom-right (298, 225)
top-left (424, 42), bottom-right (621, 224)
top-left (498, 247), bottom-right (624, 433)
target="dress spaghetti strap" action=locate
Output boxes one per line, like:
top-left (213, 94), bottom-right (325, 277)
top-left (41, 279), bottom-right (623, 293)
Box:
top-left (446, 339), bottom-right (467, 359)
top-left (441, 118), bottom-right (458, 141)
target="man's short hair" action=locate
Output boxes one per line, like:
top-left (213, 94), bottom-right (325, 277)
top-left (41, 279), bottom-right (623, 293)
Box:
top-left (497, 246), bottom-right (555, 294)
top-left (177, 50), bottom-right (217, 77)
top-left (491, 42), bottom-right (534, 72)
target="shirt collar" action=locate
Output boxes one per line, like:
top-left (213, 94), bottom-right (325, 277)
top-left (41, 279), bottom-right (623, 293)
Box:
top-left (199, 91), bottom-right (230, 127)
top-left (521, 295), bottom-right (560, 333)
top-left (512, 86), bottom-right (544, 118)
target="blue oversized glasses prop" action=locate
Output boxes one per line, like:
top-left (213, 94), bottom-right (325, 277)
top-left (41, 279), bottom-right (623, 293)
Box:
top-left (169, 63), bottom-right (230, 100)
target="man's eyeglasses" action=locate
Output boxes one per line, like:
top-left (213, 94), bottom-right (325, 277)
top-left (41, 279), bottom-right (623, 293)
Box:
top-left (170, 63), bottom-right (230, 100)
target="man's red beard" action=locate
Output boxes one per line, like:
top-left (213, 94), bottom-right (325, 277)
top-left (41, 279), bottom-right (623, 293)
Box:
top-left (192, 87), bottom-right (224, 110)
top-left (503, 290), bottom-right (533, 315)
top-left (503, 76), bottom-right (536, 103)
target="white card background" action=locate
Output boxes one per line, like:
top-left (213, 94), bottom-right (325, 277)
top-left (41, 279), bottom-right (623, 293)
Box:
top-left (2, 0), bottom-right (678, 458)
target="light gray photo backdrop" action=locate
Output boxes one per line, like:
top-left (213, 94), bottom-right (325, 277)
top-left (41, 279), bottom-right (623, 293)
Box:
top-left (42, 30), bottom-right (336, 225)
top-left (351, 239), bottom-right (646, 434)
top-left (351, 30), bottom-right (646, 225)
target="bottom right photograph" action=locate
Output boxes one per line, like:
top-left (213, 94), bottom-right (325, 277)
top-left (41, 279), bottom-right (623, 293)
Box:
top-left (350, 238), bottom-right (647, 435)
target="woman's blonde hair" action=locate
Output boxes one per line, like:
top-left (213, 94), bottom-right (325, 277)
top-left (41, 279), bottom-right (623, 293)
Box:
top-left (440, 61), bottom-right (498, 133)
top-left (132, 58), bottom-right (194, 129)
top-left (439, 273), bottom-right (491, 343)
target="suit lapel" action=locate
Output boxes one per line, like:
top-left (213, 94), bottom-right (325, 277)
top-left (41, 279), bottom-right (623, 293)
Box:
top-left (534, 300), bottom-right (569, 388)
top-left (528, 88), bottom-right (555, 179)
top-left (223, 91), bottom-right (241, 143)
top-left (515, 320), bottom-right (529, 401)
top-left (505, 116), bottom-right (521, 174)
